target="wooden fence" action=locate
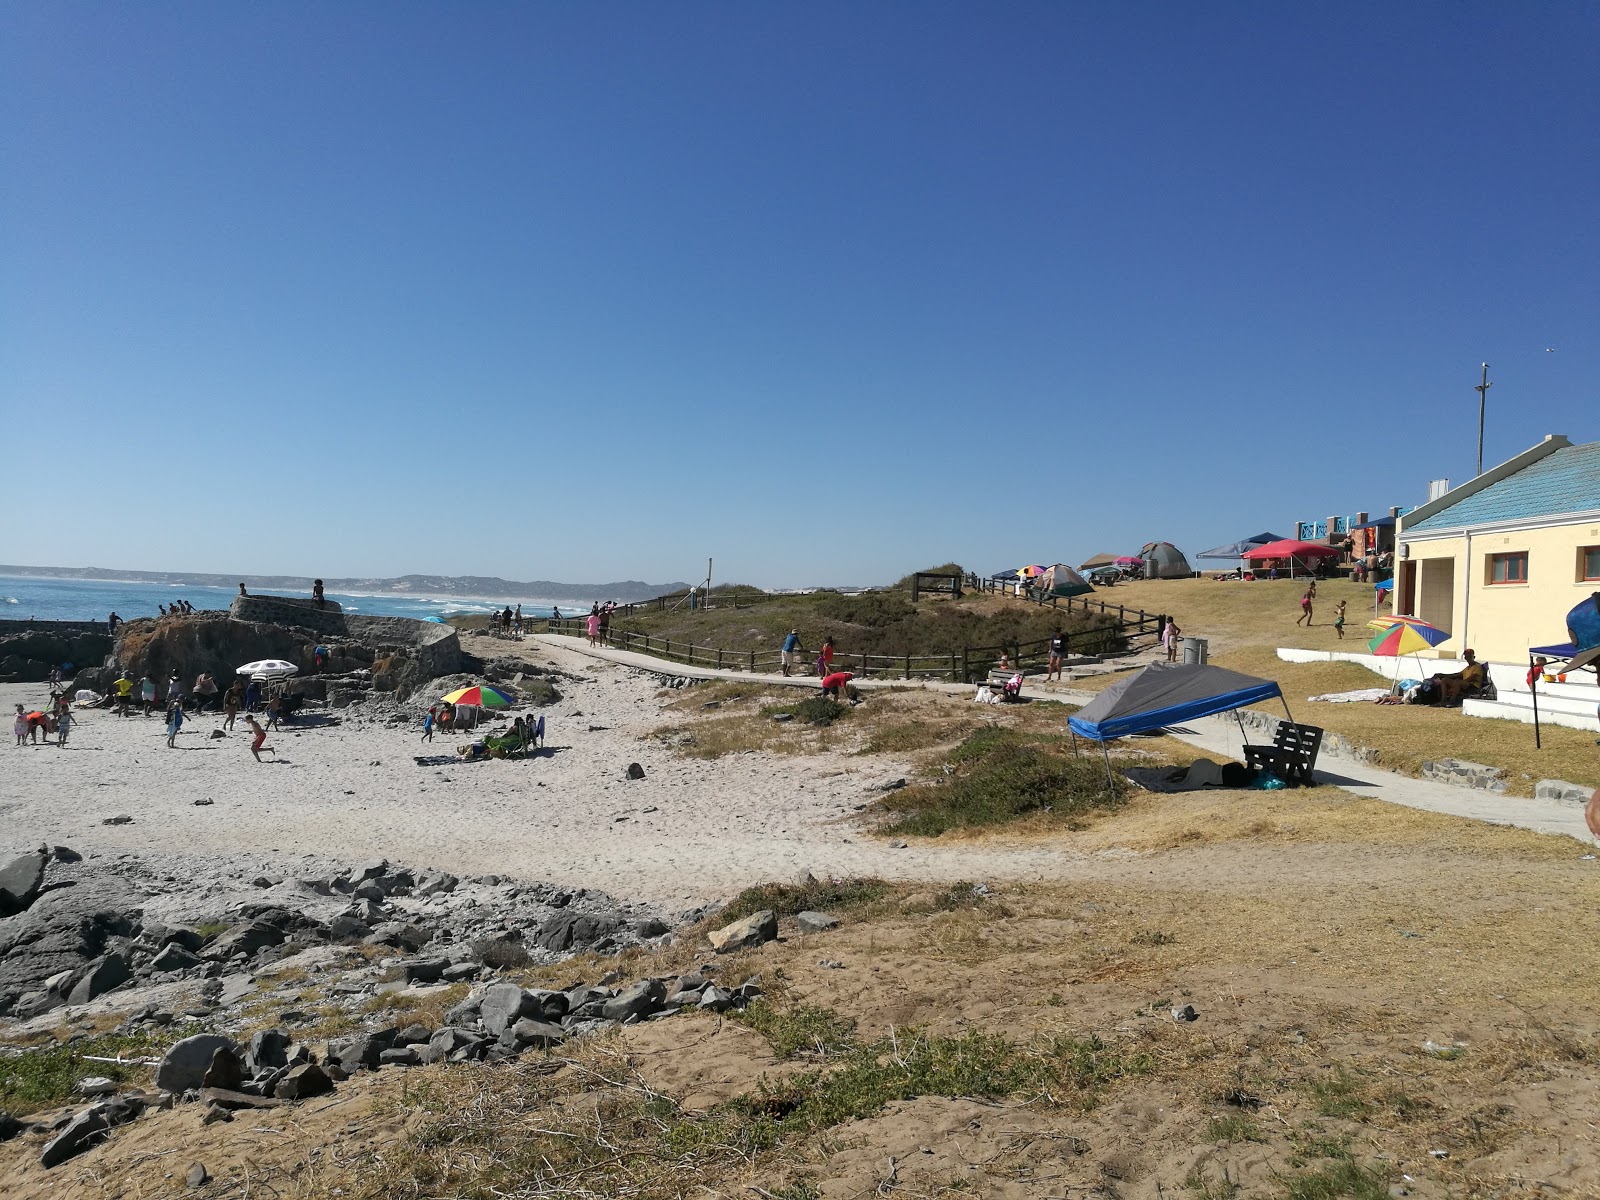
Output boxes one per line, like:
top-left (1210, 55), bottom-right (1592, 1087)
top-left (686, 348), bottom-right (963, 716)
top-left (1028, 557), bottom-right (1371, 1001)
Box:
top-left (536, 608), bottom-right (1164, 683)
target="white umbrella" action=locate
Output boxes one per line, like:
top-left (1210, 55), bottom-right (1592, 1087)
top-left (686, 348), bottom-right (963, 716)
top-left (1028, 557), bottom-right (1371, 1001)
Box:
top-left (236, 659), bottom-right (299, 679)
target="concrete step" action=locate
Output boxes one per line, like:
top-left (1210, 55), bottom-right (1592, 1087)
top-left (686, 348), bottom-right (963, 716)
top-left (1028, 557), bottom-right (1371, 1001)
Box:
top-left (1463, 694), bottom-right (1599, 731)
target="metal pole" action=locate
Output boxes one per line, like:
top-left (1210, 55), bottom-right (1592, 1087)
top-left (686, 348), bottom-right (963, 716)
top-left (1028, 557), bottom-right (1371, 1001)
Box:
top-left (1100, 740), bottom-right (1116, 794)
top-left (1529, 654), bottom-right (1542, 750)
top-left (1474, 363), bottom-right (1492, 477)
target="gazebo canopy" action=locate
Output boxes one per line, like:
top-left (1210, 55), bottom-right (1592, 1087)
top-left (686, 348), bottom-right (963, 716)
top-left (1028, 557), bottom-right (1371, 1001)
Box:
top-left (1067, 662), bottom-right (1283, 741)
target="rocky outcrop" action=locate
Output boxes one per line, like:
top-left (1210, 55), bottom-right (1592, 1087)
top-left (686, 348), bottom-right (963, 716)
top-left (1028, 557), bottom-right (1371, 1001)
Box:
top-left (0, 624), bottom-right (114, 683)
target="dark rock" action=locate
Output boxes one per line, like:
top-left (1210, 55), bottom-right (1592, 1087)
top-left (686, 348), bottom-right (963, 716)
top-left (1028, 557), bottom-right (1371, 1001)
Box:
top-left (201, 921), bottom-right (285, 961)
top-left (52, 846), bottom-right (82, 863)
top-left (441, 962), bottom-right (480, 983)
top-left (501, 1018), bottom-right (565, 1049)
top-left (795, 911), bottom-right (840, 933)
top-left (150, 943), bottom-right (204, 973)
top-left (201, 1103), bottom-right (233, 1124)
top-left (525, 989), bottom-right (569, 1021)
top-left (601, 979), bottom-right (666, 1022)
top-left (401, 957), bottom-right (451, 984)
top-left (428, 1027), bottom-right (484, 1062)
top-left (67, 952), bottom-right (132, 1004)
top-left (378, 1046), bottom-right (421, 1067)
top-left (157, 1034), bottom-right (239, 1093)
top-left (707, 910), bottom-right (778, 953)
top-left (160, 927), bottom-right (205, 953)
top-left (625, 762), bottom-right (646, 780)
top-left (533, 911), bottom-right (619, 953)
top-left (674, 973), bottom-right (707, 994)
top-left (322, 1063), bottom-right (349, 1082)
top-left (187, 1163), bottom-right (209, 1188)
top-left (40, 1105), bottom-right (110, 1168)
top-left (327, 914), bottom-right (372, 942)
top-left (698, 985), bottom-right (734, 1013)
top-left (365, 922), bottom-right (431, 951)
top-left (247, 1029), bottom-right (291, 1074)
top-left (444, 996), bottom-right (482, 1027)
top-left (102, 815), bottom-right (134, 826)
top-left (415, 871), bottom-right (459, 897)
top-left (275, 1063), bottom-right (333, 1100)
top-left (326, 1028), bottom-right (396, 1071)
top-left (480, 983), bottom-right (531, 1035)
top-left (201, 1045), bottom-right (245, 1091)
top-left (396, 1023), bottom-right (433, 1046)
top-left (0, 848), bottom-right (48, 916)
top-left (0, 877), bottom-right (140, 1002)
top-left (200, 1087), bottom-right (288, 1110)
top-left (0, 1110), bottom-right (22, 1142)
top-left (634, 917), bottom-right (670, 938)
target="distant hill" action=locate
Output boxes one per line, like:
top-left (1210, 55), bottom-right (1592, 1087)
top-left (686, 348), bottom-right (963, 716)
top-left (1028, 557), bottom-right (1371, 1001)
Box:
top-left (0, 564), bottom-right (690, 604)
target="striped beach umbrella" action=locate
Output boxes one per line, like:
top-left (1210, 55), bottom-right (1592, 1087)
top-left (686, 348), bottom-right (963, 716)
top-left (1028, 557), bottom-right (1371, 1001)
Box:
top-left (441, 684), bottom-right (514, 708)
top-left (1367, 618), bottom-right (1450, 682)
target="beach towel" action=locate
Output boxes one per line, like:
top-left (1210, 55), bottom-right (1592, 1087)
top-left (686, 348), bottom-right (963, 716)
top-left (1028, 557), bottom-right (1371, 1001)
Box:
top-left (1308, 688), bottom-right (1392, 703)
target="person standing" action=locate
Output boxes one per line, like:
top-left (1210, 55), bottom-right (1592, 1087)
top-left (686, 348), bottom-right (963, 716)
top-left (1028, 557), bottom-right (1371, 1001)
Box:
top-left (244, 713), bottom-right (273, 761)
top-left (165, 701), bottom-right (184, 748)
top-left (13, 705), bottom-right (26, 747)
top-left (223, 681), bottom-right (242, 730)
top-left (312, 579), bottom-right (325, 608)
top-left (1047, 629), bottom-right (1067, 680)
top-left (193, 672), bottom-right (218, 714)
top-left (266, 694), bottom-right (283, 730)
top-left (108, 611), bottom-right (121, 635)
top-left (1162, 617), bottom-right (1181, 662)
top-left (55, 706), bottom-right (73, 746)
top-left (513, 605), bottom-right (522, 636)
top-left (114, 673), bottom-right (134, 717)
top-left (1295, 588), bottom-right (1314, 626)
top-left (585, 609), bottom-right (601, 646)
top-left (167, 672), bottom-right (185, 712)
top-left (423, 706), bottom-right (436, 742)
top-left (244, 678), bottom-right (261, 713)
top-left (780, 629), bottom-right (805, 677)
top-left (140, 675), bottom-right (157, 716)
top-left (815, 635), bottom-right (836, 679)
top-left (1332, 600), bottom-right (1347, 640)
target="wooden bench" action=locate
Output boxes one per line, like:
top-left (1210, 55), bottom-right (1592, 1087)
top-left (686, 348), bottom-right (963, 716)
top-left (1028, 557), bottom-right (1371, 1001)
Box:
top-left (985, 669), bottom-right (1026, 700)
top-left (1242, 721), bottom-right (1324, 787)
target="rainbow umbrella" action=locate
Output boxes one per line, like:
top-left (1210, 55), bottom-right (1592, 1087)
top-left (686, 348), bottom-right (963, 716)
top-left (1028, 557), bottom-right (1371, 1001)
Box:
top-left (1367, 618), bottom-right (1450, 683)
top-left (442, 684), bottom-right (514, 708)
top-left (1016, 564), bottom-right (1047, 578)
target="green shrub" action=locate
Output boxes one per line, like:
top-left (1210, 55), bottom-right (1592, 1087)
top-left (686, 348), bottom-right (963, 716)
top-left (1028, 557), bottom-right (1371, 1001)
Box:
top-left (718, 877), bottom-right (889, 924)
top-left (0, 1031), bottom-right (171, 1116)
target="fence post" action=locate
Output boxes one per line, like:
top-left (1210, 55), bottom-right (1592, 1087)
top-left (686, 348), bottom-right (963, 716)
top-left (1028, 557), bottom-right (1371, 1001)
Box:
top-left (717, 648), bottom-right (723, 669)
top-left (749, 650), bottom-right (756, 672)
top-left (904, 653), bottom-right (911, 680)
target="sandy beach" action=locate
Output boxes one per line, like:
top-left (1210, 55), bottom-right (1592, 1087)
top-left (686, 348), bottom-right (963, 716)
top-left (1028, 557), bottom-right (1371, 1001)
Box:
top-left (0, 640), bottom-right (1103, 908)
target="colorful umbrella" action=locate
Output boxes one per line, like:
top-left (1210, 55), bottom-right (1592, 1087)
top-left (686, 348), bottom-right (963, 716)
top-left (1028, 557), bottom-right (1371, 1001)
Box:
top-left (442, 684), bottom-right (514, 708)
top-left (1016, 564), bottom-right (1047, 578)
top-left (1114, 556), bottom-right (1143, 566)
top-left (1367, 618), bottom-right (1450, 683)
top-left (1365, 614), bottom-right (1441, 633)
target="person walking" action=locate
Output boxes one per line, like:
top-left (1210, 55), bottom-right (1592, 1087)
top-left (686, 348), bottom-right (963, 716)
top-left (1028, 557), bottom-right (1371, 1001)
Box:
top-left (167, 672), bottom-right (185, 712)
top-left (165, 701), bottom-right (184, 748)
top-left (423, 706), bottom-right (436, 742)
top-left (1161, 617), bottom-right (1182, 662)
top-left (513, 605), bottom-right (522, 636)
top-left (140, 675), bottom-right (157, 716)
top-left (244, 713), bottom-right (274, 761)
top-left (265, 694), bottom-right (283, 731)
top-left (1047, 629), bottom-right (1067, 680)
top-left (1332, 600), bottom-right (1347, 640)
top-left (223, 681), bottom-right (242, 731)
top-left (815, 636), bottom-right (835, 679)
top-left (585, 609), bottom-right (601, 646)
top-left (780, 629), bottom-right (805, 677)
top-left (1295, 588), bottom-right (1314, 626)
top-left (55, 707), bottom-right (73, 747)
top-left (107, 612), bottom-right (121, 635)
top-left (193, 672), bottom-right (218, 714)
top-left (114, 673), bottom-right (133, 717)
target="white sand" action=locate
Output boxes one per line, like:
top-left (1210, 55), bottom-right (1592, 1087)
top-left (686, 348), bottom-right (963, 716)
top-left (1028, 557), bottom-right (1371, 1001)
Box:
top-left (0, 643), bottom-right (1087, 907)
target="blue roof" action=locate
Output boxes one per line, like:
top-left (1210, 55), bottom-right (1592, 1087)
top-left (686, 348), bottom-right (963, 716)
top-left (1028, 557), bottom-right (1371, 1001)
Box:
top-left (1405, 441), bottom-right (1600, 532)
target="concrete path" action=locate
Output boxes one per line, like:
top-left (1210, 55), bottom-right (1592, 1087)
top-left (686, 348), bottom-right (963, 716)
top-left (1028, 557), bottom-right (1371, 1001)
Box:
top-left (535, 634), bottom-right (1597, 845)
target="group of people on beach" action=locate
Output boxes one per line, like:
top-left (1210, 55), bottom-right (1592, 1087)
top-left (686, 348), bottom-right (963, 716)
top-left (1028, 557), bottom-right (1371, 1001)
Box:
top-left (1290, 581), bottom-right (1351, 639)
top-left (585, 602), bottom-right (618, 646)
top-left (778, 630), bottom-right (838, 678)
top-left (14, 697), bottom-right (72, 746)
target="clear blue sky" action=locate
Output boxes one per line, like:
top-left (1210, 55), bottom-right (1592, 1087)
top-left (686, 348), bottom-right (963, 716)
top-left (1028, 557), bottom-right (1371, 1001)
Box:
top-left (4, 4), bottom-right (1596, 587)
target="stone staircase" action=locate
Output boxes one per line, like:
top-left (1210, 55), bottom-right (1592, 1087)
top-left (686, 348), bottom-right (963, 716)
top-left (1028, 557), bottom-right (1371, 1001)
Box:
top-left (1463, 676), bottom-right (1599, 732)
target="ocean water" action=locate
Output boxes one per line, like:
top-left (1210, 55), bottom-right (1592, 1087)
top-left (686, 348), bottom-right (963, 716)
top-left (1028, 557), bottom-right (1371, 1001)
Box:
top-left (0, 575), bottom-right (575, 623)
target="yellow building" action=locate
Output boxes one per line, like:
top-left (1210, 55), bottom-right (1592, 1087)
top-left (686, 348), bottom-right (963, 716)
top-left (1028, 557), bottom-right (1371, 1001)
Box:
top-left (1395, 434), bottom-right (1600, 665)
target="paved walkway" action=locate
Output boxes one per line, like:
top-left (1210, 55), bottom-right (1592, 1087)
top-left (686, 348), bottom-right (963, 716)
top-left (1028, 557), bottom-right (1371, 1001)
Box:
top-left (534, 633), bottom-right (1597, 845)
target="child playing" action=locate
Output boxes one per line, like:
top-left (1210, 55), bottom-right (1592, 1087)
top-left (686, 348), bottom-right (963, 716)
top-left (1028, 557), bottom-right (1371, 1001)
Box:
top-left (423, 706), bottom-right (436, 742)
top-left (13, 704), bottom-right (26, 747)
top-left (1332, 600), bottom-right (1347, 640)
top-left (56, 708), bottom-right (73, 746)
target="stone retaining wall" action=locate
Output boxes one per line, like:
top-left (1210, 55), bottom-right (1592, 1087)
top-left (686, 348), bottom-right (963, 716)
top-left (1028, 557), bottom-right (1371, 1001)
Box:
top-left (0, 619), bottom-right (110, 635)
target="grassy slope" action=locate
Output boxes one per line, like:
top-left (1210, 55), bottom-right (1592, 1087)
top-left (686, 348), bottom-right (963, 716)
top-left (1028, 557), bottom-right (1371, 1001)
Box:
top-left (1080, 575), bottom-right (1599, 792)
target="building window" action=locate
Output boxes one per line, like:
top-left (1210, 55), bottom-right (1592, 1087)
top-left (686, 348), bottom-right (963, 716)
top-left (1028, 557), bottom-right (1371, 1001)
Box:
top-left (1487, 551), bottom-right (1528, 585)
top-left (1582, 546), bottom-right (1600, 582)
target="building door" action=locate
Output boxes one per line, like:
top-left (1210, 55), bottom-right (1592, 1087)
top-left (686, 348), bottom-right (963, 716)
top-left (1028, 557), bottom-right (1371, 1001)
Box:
top-left (1417, 559), bottom-right (1455, 635)
top-left (1398, 561), bottom-right (1416, 617)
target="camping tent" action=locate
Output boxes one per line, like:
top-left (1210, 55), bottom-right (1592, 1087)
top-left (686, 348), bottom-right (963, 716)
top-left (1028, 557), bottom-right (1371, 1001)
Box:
top-left (1068, 662), bottom-right (1287, 741)
top-left (1038, 563), bottom-right (1092, 599)
top-left (1079, 552), bottom-right (1118, 570)
top-left (1195, 532), bottom-right (1288, 560)
top-left (1140, 542), bottom-right (1193, 579)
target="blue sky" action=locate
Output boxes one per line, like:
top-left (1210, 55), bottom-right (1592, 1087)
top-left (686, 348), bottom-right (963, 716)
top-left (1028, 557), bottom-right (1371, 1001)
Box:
top-left (3, 3), bottom-right (1596, 587)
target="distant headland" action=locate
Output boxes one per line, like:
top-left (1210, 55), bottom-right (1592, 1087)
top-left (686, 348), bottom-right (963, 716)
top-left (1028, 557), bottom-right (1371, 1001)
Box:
top-left (0, 564), bottom-right (691, 604)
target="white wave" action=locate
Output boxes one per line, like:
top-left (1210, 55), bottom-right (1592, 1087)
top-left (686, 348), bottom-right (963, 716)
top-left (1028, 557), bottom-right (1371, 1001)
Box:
top-left (3, 597), bottom-right (17, 604)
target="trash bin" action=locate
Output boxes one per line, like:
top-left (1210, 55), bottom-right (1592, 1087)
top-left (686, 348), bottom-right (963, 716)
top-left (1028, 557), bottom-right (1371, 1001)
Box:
top-left (1182, 637), bottom-right (1209, 665)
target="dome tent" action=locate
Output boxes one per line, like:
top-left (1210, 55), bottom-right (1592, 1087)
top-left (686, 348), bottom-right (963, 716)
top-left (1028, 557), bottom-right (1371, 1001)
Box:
top-left (1038, 563), bottom-right (1093, 598)
top-left (1140, 542), bottom-right (1192, 579)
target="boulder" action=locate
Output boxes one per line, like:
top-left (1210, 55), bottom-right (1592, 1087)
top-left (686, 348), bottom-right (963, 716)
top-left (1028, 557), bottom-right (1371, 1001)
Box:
top-left (325, 1029), bottom-right (396, 1071)
top-left (157, 1035), bottom-right (239, 1094)
top-left (201, 921), bottom-right (286, 961)
top-left (395, 1023), bottom-right (433, 1046)
top-left (707, 910), bottom-right (778, 953)
top-left (0, 848), bottom-right (48, 916)
top-left (401, 957), bottom-right (451, 984)
top-left (601, 979), bottom-right (666, 1023)
top-left (441, 962), bottom-right (481, 983)
top-left (379, 1046), bottom-right (421, 1066)
top-left (0, 877), bottom-right (140, 1003)
top-left (67, 952), bottom-right (132, 1004)
top-left (428, 1026), bottom-right (487, 1063)
top-left (480, 983), bottom-right (531, 1036)
top-left (501, 1018), bottom-right (565, 1050)
top-left (625, 762), bottom-right (646, 780)
top-left (415, 871), bottom-right (460, 897)
top-left (201, 1087), bottom-right (288, 1111)
top-left (0, 1111), bottom-right (22, 1143)
top-left (795, 911), bottom-right (840, 933)
top-left (274, 1063), bottom-right (333, 1101)
top-left (634, 917), bottom-right (670, 938)
top-left (39, 1106), bottom-right (110, 1168)
top-left (247, 1029), bottom-right (292, 1074)
top-left (201, 1046), bottom-right (244, 1091)
top-left (533, 911), bottom-right (619, 952)
top-left (150, 943), bottom-right (204, 973)
top-left (698, 985), bottom-right (734, 1013)
top-left (159, 927), bottom-right (206, 953)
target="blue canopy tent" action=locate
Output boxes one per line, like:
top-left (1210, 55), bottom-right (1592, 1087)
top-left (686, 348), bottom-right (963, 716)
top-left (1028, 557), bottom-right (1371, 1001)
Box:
top-left (1195, 532), bottom-right (1288, 561)
top-left (1067, 662), bottom-right (1293, 790)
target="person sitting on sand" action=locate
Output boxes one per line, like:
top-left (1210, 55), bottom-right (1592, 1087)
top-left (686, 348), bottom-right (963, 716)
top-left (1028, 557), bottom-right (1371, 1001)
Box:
top-left (820, 670), bottom-right (854, 700)
top-left (244, 713), bottom-right (274, 761)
